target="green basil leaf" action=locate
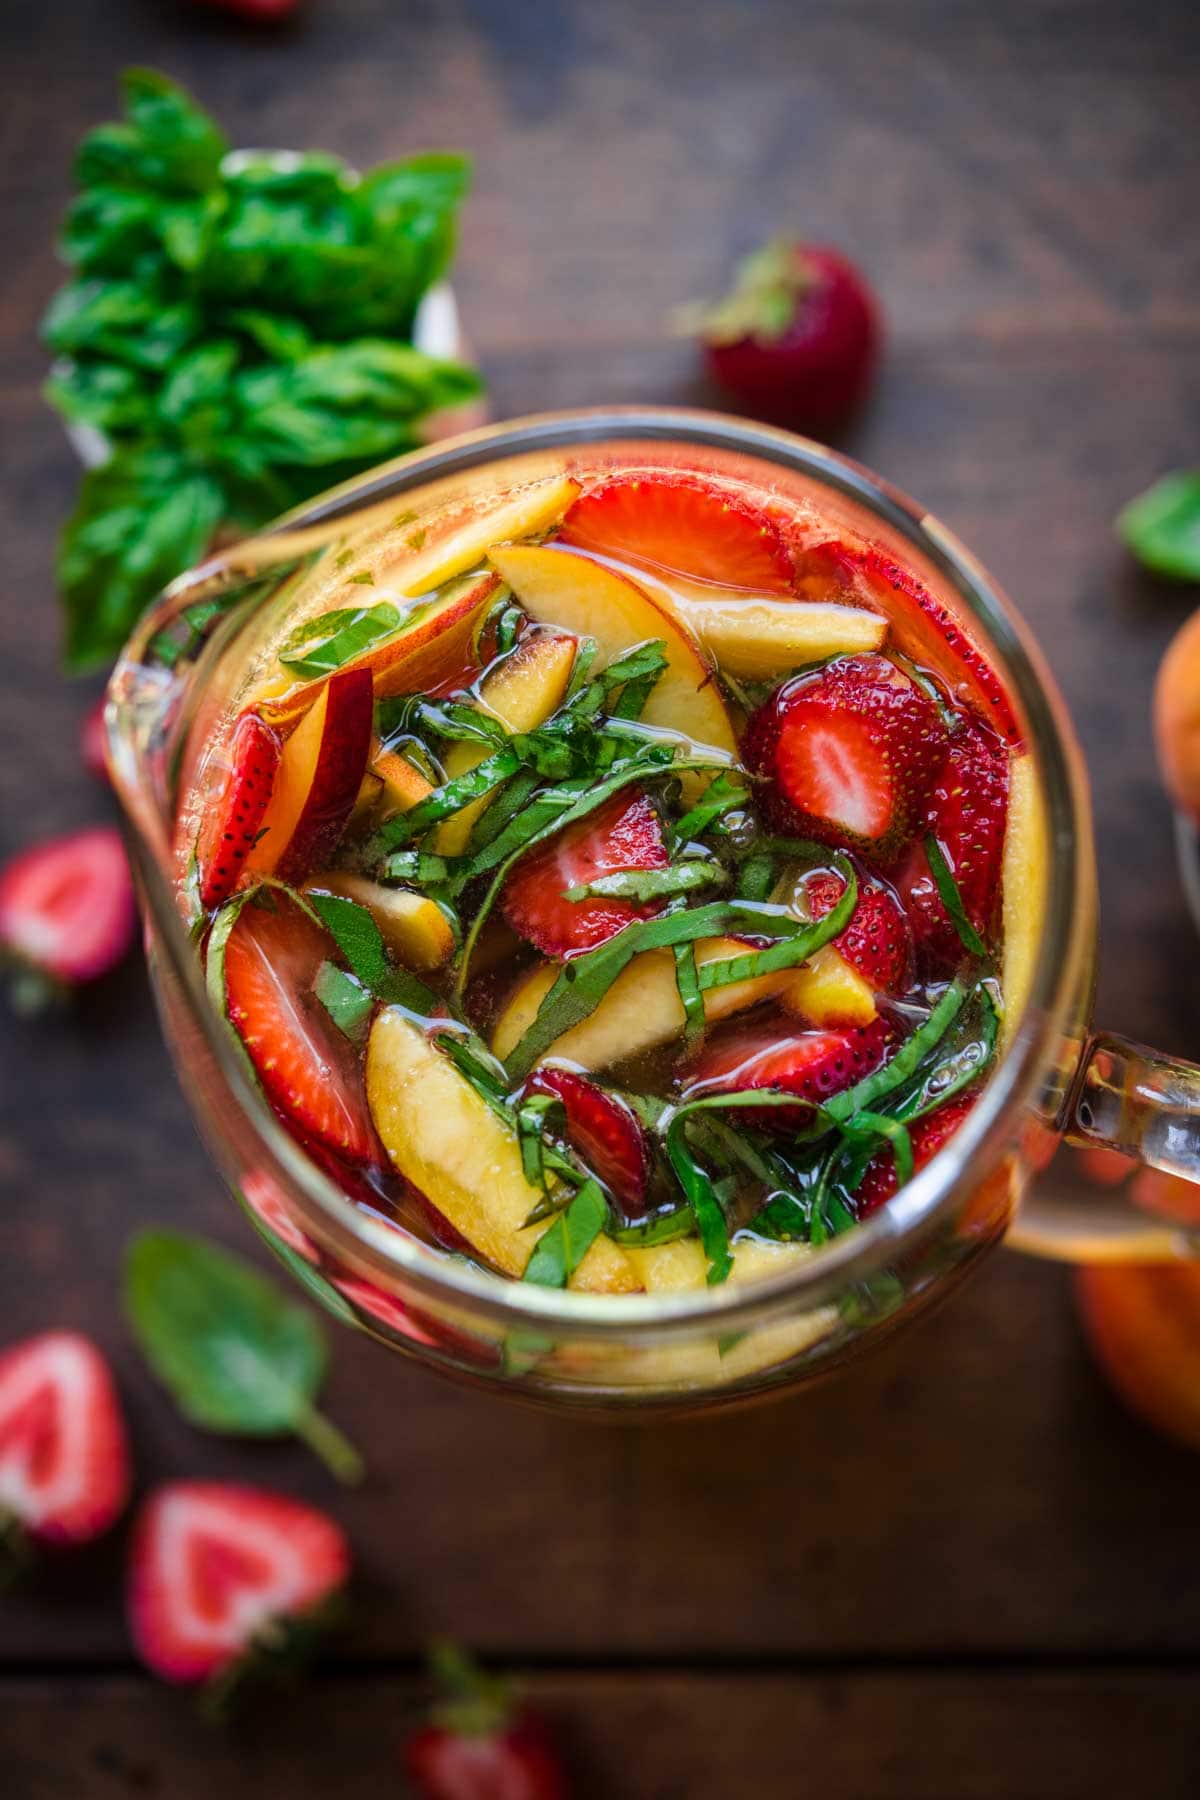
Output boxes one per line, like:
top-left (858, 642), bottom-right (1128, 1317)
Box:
top-left (306, 891), bottom-right (438, 1014)
top-left (522, 1180), bottom-right (608, 1288)
top-left (565, 861), bottom-right (726, 903)
top-left (664, 1119), bottom-right (732, 1285)
top-left (673, 938), bottom-right (705, 1049)
top-left (124, 1229), bottom-right (363, 1482)
top-left (44, 358), bottom-right (155, 435)
top-left (734, 851), bottom-right (778, 902)
top-left (697, 864), bottom-right (857, 991)
top-left (278, 601), bottom-right (403, 677)
top-left (76, 68), bottom-right (228, 196)
top-left (823, 979), bottom-right (971, 1128)
top-left (314, 960), bottom-right (374, 1041)
top-left (1118, 470), bottom-right (1200, 582)
top-left (517, 1092), bottom-right (563, 1195)
top-left (57, 448), bottom-right (226, 670)
top-left (923, 833), bottom-right (988, 959)
top-left (670, 769), bottom-right (747, 848)
top-left (42, 277), bottom-right (201, 372)
top-left (609, 1207), bottom-right (696, 1247)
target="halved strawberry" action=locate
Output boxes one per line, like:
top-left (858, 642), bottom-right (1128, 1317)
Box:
top-left (220, 897), bottom-right (378, 1166)
top-left (794, 537), bottom-right (1019, 743)
top-left (684, 1010), bottom-right (893, 1124)
top-left (896, 718), bottom-right (1009, 964)
top-left (196, 711), bottom-right (281, 910)
top-left (560, 471), bottom-right (794, 594)
top-left (502, 790), bottom-right (670, 958)
top-left (854, 1093), bottom-right (978, 1216)
top-left (127, 1481), bottom-right (350, 1687)
top-left (0, 1332), bottom-right (130, 1567)
top-left (744, 654), bottom-right (946, 859)
top-left (802, 868), bottom-right (911, 992)
top-left (522, 1067), bottom-right (652, 1216)
top-left (0, 826), bottom-right (136, 994)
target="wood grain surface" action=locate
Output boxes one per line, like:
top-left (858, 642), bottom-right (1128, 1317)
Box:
top-left (2, 1), bottom-right (1199, 1795)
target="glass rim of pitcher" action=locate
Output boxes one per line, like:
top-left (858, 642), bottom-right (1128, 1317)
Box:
top-left (109, 405), bottom-right (1088, 1341)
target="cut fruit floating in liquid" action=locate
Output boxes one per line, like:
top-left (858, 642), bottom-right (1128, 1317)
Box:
top-left (174, 459), bottom-right (1036, 1301)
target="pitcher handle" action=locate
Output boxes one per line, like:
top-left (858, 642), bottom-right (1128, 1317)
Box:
top-left (1009, 1030), bottom-right (1200, 1262)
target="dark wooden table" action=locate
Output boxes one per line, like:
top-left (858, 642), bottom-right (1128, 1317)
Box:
top-left (3, 2), bottom-right (1199, 1794)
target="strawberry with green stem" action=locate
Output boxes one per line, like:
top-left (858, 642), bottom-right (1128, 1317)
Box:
top-left (404, 1641), bottom-right (568, 1800)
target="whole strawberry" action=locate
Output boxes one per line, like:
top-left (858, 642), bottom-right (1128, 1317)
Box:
top-left (404, 1642), bottom-right (568, 1800)
top-left (681, 238), bottom-right (880, 434)
top-left (0, 1331), bottom-right (131, 1580)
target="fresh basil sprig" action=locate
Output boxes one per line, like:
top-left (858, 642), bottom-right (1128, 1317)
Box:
top-left (125, 1229), bottom-right (364, 1483)
top-left (45, 69), bottom-right (480, 669)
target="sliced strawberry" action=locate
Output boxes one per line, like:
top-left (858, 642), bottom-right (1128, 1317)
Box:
top-left (80, 696), bottom-right (109, 782)
top-left (502, 790), bottom-right (670, 958)
top-left (854, 1093), bottom-right (978, 1216)
top-left (561, 471), bottom-right (794, 594)
top-left (127, 1481), bottom-right (349, 1686)
top-left (802, 868), bottom-right (911, 992)
top-left (220, 897), bottom-right (378, 1166)
top-left (0, 1332), bottom-right (130, 1561)
top-left (794, 537), bottom-right (1019, 742)
top-left (196, 711), bottom-right (281, 910)
top-left (523, 1067), bottom-right (652, 1216)
top-left (0, 827), bottom-right (135, 990)
top-left (684, 1011), bottom-right (893, 1125)
top-left (896, 718), bottom-right (1010, 964)
top-left (744, 654), bottom-right (946, 859)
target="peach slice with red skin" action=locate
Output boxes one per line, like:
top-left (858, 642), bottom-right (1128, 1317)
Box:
top-left (258, 572), bottom-right (499, 728)
top-left (488, 544), bottom-right (738, 765)
top-left (244, 667), bottom-right (373, 885)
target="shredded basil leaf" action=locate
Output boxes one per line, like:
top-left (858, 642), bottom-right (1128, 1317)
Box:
top-left (278, 602), bottom-right (403, 677)
top-left (924, 833), bottom-right (988, 959)
top-left (521, 1179), bottom-right (609, 1288)
top-left (565, 860), bottom-right (726, 903)
top-left (313, 960), bottom-right (374, 1040)
top-left (306, 891), bottom-right (438, 1015)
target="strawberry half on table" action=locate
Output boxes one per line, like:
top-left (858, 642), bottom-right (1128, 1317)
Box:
top-left (679, 237), bottom-right (880, 435)
top-left (404, 1642), bottom-right (568, 1800)
top-left (744, 653), bottom-right (947, 861)
top-left (559, 469), bottom-right (795, 593)
top-left (0, 1331), bottom-right (131, 1575)
top-left (502, 790), bottom-right (670, 959)
top-left (127, 1482), bottom-right (350, 1701)
top-left (0, 826), bottom-right (136, 1009)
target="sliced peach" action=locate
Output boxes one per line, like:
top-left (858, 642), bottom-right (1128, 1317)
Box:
top-left (244, 668), bottom-right (373, 883)
top-left (258, 572), bottom-right (499, 726)
top-left (348, 770), bottom-right (384, 831)
top-left (490, 938), bottom-right (794, 1071)
top-left (488, 545), bottom-right (737, 764)
top-left (671, 596), bottom-right (886, 680)
top-left (371, 741), bottom-right (435, 817)
top-left (782, 944), bottom-right (877, 1026)
top-left (304, 872), bottom-right (454, 971)
top-left (999, 750), bottom-right (1047, 1046)
top-left (393, 475), bottom-right (581, 597)
top-left (1075, 1261), bottom-right (1200, 1451)
top-left (366, 1007), bottom-right (638, 1290)
top-left (433, 631), bottom-right (578, 857)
